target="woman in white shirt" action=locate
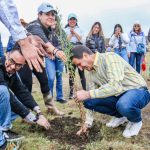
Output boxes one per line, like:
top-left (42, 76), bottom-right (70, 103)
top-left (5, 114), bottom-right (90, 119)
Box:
top-left (128, 21), bottom-right (146, 73)
top-left (109, 24), bottom-right (130, 62)
top-left (64, 13), bottom-right (86, 99)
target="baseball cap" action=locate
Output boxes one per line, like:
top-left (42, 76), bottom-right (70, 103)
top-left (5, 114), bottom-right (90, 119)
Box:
top-left (38, 2), bottom-right (57, 14)
top-left (68, 13), bottom-right (77, 20)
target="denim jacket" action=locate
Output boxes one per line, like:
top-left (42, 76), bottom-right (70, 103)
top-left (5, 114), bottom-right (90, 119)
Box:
top-left (86, 34), bottom-right (105, 53)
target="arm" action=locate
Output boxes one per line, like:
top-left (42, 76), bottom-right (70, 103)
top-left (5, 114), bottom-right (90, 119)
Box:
top-left (101, 37), bottom-right (106, 53)
top-left (0, 0), bottom-right (44, 72)
top-left (121, 33), bottom-right (130, 44)
top-left (0, 0), bottom-right (27, 42)
top-left (109, 35), bottom-right (116, 47)
top-left (10, 73), bottom-right (39, 111)
top-left (27, 23), bottom-right (66, 62)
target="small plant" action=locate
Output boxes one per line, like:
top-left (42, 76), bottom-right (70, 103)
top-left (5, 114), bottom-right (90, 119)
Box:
top-left (56, 9), bottom-right (86, 130)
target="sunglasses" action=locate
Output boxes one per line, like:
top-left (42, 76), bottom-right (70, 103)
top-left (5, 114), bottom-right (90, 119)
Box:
top-left (134, 25), bottom-right (140, 28)
top-left (44, 11), bottom-right (56, 17)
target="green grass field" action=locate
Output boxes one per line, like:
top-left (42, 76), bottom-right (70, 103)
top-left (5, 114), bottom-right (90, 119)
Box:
top-left (12, 52), bottom-right (150, 150)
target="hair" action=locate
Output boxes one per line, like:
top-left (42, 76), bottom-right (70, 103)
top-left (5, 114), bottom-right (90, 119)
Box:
top-left (10, 43), bottom-right (23, 55)
top-left (71, 45), bottom-right (93, 60)
top-left (133, 24), bottom-right (142, 34)
top-left (87, 22), bottom-right (104, 38)
top-left (64, 17), bottom-right (78, 28)
top-left (113, 24), bottom-right (123, 34)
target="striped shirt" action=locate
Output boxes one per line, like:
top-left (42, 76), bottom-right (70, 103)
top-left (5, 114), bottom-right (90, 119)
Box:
top-left (85, 52), bottom-right (147, 126)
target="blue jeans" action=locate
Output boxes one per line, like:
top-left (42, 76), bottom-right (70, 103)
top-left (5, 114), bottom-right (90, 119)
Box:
top-left (114, 47), bottom-right (129, 63)
top-left (45, 57), bottom-right (64, 100)
top-left (84, 88), bottom-right (150, 122)
top-left (0, 85), bottom-right (11, 146)
top-left (129, 52), bottom-right (143, 73)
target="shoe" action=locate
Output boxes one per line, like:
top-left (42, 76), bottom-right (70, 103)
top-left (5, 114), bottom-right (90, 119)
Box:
top-left (106, 117), bottom-right (128, 128)
top-left (123, 121), bottom-right (142, 138)
top-left (47, 106), bottom-right (65, 116)
top-left (69, 93), bottom-right (74, 99)
top-left (57, 99), bottom-right (67, 103)
top-left (3, 130), bottom-right (24, 142)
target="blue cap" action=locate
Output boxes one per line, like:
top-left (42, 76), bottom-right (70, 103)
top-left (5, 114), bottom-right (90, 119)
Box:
top-left (68, 13), bottom-right (77, 20)
top-left (38, 2), bottom-right (57, 14)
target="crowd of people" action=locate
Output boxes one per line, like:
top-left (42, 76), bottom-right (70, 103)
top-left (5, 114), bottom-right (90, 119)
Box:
top-left (0, 0), bottom-right (150, 149)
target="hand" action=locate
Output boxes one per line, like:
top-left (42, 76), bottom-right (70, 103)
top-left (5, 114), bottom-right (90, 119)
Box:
top-left (36, 115), bottom-right (50, 130)
top-left (127, 52), bottom-right (130, 58)
top-left (28, 35), bottom-right (48, 57)
top-left (76, 123), bottom-right (89, 136)
top-left (18, 37), bottom-right (45, 72)
top-left (70, 28), bottom-right (75, 35)
top-left (49, 54), bottom-right (55, 60)
top-left (55, 50), bottom-right (67, 62)
top-left (75, 90), bottom-right (90, 102)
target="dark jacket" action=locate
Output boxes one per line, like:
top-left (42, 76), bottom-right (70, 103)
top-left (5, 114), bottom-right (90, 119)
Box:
top-left (26, 19), bottom-right (63, 50)
top-left (0, 57), bottom-right (38, 118)
top-left (86, 34), bottom-right (105, 53)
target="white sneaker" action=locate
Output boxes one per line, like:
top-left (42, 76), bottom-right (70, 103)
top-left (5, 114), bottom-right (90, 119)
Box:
top-left (106, 117), bottom-right (128, 128)
top-left (123, 121), bottom-right (142, 138)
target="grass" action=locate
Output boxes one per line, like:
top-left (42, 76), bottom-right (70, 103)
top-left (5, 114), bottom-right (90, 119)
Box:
top-left (12, 52), bottom-right (150, 150)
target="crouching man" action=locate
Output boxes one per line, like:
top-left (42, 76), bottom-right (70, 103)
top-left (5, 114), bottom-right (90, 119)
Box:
top-left (71, 45), bottom-right (150, 138)
top-left (0, 49), bottom-right (50, 149)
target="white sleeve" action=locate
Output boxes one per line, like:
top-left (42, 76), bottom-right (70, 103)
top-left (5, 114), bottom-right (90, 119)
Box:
top-left (0, 0), bottom-right (27, 42)
top-left (109, 35), bottom-right (116, 47)
top-left (121, 33), bottom-right (130, 44)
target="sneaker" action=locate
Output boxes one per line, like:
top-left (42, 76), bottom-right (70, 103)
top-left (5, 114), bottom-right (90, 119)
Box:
top-left (69, 93), bottom-right (74, 99)
top-left (106, 117), bottom-right (128, 128)
top-left (57, 99), bottom-right (67, 103)
top-left (3, 130), bottom-right (24, 142)
top-left (123, 121), bottom-right (142, 138)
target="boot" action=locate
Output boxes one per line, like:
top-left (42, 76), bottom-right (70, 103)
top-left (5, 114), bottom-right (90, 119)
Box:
top-left (43, 91), bottom-right (64, 116)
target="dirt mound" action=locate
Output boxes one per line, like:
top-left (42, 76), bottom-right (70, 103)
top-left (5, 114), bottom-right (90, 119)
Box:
top-left (29, 116), bottom-right (103, 149)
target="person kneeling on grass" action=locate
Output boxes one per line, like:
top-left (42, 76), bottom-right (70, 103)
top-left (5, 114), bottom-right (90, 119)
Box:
top-left (0, 49), bottom-right (50, 150)
top-left (71, 45), bottom-right (150, 138)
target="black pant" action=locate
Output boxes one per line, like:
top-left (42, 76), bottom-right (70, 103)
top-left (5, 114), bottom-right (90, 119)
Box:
top-left (18, 64), bottom-right (50, 94)
top-left (69, 64), bottom-right (86, 95)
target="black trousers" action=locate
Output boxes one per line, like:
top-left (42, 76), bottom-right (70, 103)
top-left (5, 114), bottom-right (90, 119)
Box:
top-left (69, 64), bottom-right (86, 95)
top-left (18, 64), bottom-right (50, 94)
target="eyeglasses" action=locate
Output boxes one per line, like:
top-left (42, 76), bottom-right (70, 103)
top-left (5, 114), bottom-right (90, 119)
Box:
top-left (44, 11), bottom-right (56, 17)
top-left (134, 25), bottom-right (140, 28)
top-left (8, 55), bottom-right (24, 70)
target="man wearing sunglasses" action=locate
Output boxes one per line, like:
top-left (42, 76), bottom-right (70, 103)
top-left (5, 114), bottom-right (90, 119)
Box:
top-left (0, 49), bottom-right (50, 149)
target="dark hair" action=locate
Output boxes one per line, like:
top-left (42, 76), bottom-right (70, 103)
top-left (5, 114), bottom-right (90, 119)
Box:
top-left (113, 24), bottom-right (123, 34)
top-left (10, 43), bottom-right (23, 55)
top-left (71, 45), bottom-right (93, 59)
top-left (65, 23), bottom-right (78, 28)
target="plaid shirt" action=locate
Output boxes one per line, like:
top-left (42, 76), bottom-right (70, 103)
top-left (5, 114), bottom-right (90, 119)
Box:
top-left (85, 52), bottom-right (147, 126)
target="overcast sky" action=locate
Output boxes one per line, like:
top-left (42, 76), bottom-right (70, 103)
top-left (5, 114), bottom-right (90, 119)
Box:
top-left (0, 0), bottom-right (150, 46)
